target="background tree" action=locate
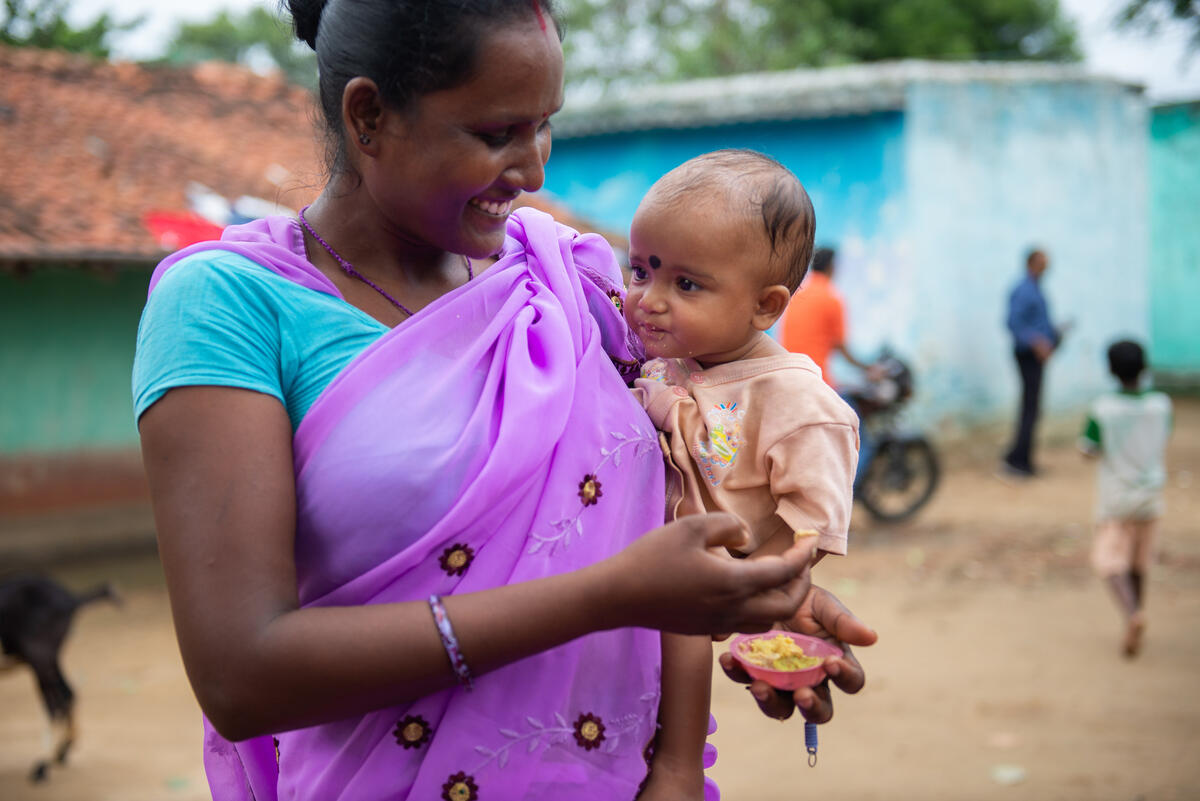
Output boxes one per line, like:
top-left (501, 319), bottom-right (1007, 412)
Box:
top-left (1117, 0), bottom-right (1200, 55)
top-left (162, 7), bottom-right (316, 88)
top-left (559, 0), bottom-right (1080, 90)
top-left (0, 0), bottom-right (142, 58)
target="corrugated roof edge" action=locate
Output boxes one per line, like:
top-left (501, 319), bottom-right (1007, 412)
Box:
top-left (553, 60), bottom-right (1146, 138)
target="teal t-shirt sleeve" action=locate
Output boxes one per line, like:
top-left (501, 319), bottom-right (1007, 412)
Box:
top-left (132, 253), bottom-right (285, 421)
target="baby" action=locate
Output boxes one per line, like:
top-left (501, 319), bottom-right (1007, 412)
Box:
top-left (628, 150), bottom-right (859, 800)
top-left (628, 149), bottom-right (859, 560)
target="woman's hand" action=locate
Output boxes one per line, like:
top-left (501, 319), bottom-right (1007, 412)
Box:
top-left (592, 512), bottom-right (812, 636)
top-left (717, 584), bottom-right (876, 723)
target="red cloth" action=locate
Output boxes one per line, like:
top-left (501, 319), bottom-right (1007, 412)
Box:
top-left (780, 272), bottom-right (845, 388)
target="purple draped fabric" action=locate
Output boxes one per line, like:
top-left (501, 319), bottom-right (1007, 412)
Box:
top-left (148, 208), bottom-right (670, 800)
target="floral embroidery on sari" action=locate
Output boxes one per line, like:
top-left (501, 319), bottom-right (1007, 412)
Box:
top-left (441, 772), bottom-right (479, 801)
top-left (572, 713), bottom-right (606, 750)
top-left (472, 692), bottom-right (658, 773)
top-left (439, 544), bottom-right (475, 576)
top-left (395, 715), bottom-right (433, 749)
top-left (527, 424), bottom-right (658, 555)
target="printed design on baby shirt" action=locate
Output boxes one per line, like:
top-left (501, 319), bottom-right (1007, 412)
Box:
top-left (639, 359), bottom-right (670, 383)
top-left (528, 423), bottom-right (658, 555)
top-left (692, 402), bottom-right (746, 487)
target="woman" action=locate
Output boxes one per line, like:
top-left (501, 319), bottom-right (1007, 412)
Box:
top-left (134, 2), bottom-right (873, 799)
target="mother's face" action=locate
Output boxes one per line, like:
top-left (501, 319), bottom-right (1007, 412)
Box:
top-left (363, 16), bottom-right (565, 258)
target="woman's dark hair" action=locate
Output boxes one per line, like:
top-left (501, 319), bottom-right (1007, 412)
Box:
top-left (1107, 339), bottom-right (1146, 384)
top-left (286, 0), bottom-right (561, 174)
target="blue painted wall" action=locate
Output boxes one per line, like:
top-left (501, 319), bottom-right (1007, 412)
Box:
top-left (545, 112), bottom-right (906, 243)
top-left (1148, 102), bottom-right (1200, 377)
top-left (547, 80), bottom-right (1151, 430)
top-left (544, 112), bottom-right (911, 387)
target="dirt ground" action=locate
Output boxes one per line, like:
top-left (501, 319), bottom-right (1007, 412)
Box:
top-left (3, 400), bottom-right (1198, 801)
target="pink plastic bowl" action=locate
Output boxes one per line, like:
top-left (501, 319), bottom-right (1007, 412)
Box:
top-left (729, 630), bottom-right (844, 691)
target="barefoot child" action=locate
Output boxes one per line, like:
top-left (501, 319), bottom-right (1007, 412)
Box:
top-left (1079, 339), bottom-right (1172, 658)
top-left (627, 150), bottom-right (859, 799)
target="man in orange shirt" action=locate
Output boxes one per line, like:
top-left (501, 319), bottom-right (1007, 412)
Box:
top-left (781, 247), bottom-right (877, 389)
top-left (781, 246), bottom-right (879, 490)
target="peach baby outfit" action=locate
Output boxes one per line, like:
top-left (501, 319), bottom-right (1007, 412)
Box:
top-left (634, 354), bottom-right (859, 555)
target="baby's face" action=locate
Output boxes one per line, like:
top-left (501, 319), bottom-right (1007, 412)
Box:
top-left (624, 198), bottom-right (774, 365)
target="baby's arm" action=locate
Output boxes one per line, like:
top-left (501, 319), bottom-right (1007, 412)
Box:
top-left (640, 632), bottom-right (712, 800)
top-left (764, 423), bottom-right (858, 558)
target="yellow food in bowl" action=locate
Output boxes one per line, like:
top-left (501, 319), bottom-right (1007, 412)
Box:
top-left (739, 634), bottom-right (822, 671)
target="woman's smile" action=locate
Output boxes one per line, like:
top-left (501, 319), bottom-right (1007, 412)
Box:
top-left (468, 196), bottom-right (515, 218)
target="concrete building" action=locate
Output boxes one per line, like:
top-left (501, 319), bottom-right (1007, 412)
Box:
top-left (545, 61), bottom-right (1152, 429)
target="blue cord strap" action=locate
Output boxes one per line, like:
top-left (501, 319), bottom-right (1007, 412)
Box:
top-left (805, 721), bottom-right (818, 767)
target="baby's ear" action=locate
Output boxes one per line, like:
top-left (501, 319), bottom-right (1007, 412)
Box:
top-left (753, 284), bottom-right (791, 330)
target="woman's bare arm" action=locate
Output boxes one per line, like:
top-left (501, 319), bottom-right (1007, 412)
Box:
top-left (141, 386), bottom-right (813, 741)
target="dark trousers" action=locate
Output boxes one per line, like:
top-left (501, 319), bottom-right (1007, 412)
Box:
top-left (1004, 348), bottom-right (1043, 473)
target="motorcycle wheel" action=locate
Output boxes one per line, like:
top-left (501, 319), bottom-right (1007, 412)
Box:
top-left (857, 437), bottom-right (940, 523)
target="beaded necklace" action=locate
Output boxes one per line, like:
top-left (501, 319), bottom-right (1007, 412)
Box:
top-left (298, 205), bottom-right (472, 317)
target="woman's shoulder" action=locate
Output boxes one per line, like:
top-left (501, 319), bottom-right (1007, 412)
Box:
top-left (152, 249), bottom-right (305, 304)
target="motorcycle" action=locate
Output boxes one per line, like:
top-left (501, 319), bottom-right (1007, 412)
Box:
top-left (844, 350), bottom-right (940, 523)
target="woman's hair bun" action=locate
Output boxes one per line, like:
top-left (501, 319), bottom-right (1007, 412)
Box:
top-left (287, 0), bottom-right (328, 51)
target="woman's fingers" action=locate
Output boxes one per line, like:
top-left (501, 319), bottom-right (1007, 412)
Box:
top-left (699, 511), bottom-right (751, 552)
top-left (808, 586), bottom-right (878, 646)
top-left (793, 681), bottom-right (834, 724)
top-left (730, 553), bottom-right (808, 600)
top-left (717, 651), bottom-right (749, 683)
top-left (823, 646), bottom-right (866, 694)
top-left (748, 680), bottom-right (796, 720)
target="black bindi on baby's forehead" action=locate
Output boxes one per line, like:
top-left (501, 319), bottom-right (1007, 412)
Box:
top-left (648, 255), bottom-right (661, 269)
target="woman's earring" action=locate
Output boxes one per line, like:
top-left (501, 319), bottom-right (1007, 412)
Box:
top-left (358, 133), bottom-right (371, 145)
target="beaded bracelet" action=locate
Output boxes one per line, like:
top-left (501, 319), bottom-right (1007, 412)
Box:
top-left (429, 595), bottom-right (474, 691)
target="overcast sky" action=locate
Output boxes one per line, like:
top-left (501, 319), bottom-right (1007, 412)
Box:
top-left (70, 0), bottom-right (1199, 101)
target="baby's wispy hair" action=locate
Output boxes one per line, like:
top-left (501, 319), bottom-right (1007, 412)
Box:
top-left (648, 149), bottom-right (815, 292)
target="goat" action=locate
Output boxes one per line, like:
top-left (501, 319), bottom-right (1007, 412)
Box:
top-left (0, 575), bottom-right (119, 782)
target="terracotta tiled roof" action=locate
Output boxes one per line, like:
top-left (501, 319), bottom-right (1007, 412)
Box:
top-left (0, 46), bottom-right (620, 266)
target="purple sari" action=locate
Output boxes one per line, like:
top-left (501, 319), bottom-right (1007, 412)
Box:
top-left (149, 208), bottom-right (669, 800)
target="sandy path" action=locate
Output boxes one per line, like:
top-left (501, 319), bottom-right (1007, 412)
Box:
top-left (3, 401), bottom-right (1198, 800)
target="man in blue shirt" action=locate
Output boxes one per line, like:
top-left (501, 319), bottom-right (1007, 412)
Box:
top-left (1002, 248), bottom-right (1066, 477)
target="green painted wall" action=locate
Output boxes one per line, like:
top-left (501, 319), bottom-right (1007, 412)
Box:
top-left (1149, 103), bottom-right (1200, 374)
top-left (0, 268), bottom-right (150, 454)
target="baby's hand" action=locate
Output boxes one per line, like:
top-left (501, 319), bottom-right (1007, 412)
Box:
top-left (791, 529), bottom-right (824, 567)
